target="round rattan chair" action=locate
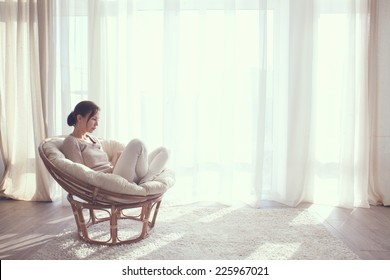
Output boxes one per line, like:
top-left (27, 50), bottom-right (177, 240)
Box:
top-left (38, 136), bottom-right (175, 245)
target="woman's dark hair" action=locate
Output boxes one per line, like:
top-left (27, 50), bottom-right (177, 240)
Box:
top-left (67, 101), bottom-right (100, 126)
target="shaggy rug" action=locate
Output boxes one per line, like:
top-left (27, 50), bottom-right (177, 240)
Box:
top-left (31, 206), bottom-right (359, 260)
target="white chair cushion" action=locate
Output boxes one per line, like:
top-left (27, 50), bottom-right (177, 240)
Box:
top-left (42, 136), bottom-right (175, 196)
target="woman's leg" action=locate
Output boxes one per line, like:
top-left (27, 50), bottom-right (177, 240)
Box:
top-left (139, 147), bottom-right (170, 183)
top-left (112, 139), bottom-right (148, 183)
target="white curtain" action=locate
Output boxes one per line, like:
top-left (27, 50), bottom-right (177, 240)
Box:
top-left (52, 0), bottom-right (372, 208)
top-left (0, 0), bottom-right (59, 201)
top-left (0, 0), bottom-right (375, 208)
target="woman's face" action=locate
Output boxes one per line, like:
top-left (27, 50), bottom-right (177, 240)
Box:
top-left (77, 111), bottom-right (100, 133)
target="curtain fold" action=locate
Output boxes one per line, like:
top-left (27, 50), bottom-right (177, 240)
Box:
top-left (0, 0), bottom-right (58, 201)
top-left (283, 0), bottom-right (315, 206)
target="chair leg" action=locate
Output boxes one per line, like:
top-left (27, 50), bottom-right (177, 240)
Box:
top-left (140, 203), bottom-right (153, 239)
top-left (68, 195), bottom-right (90, 241)
top-left (90, 209), bottom-right (97, 224)
top-left (110, 205), bottom-right (119, 244)
top-left (150, 200), bottom-right (162, 229)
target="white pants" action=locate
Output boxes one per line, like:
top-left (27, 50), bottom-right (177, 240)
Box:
top-left (113, 139), bottom-right (169, 184)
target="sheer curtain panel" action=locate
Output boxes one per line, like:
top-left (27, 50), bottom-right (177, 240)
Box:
top-left (0, 0), bottom-right (59, 201)
top-left (54, 0), bottom-right (372, 208)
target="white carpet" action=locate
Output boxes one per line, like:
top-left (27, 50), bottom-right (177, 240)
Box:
top-left (31, 205), bottom-right (359, 260)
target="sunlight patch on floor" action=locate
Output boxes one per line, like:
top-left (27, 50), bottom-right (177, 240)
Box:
top-left (198, 206), bottom-right (243, 223)
top-left (248, 242), bottom-right (302, 259)
top-left (307, 204), bottom-right (335, 223)
top-left (0, 233), bottom-right (55, 251)
top-left (289, 210), bottom-right (321, 225)
top-left (47, 215), bottom-right (74, 224)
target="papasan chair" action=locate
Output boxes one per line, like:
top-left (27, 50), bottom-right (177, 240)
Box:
top-left (38, 136), bottom-right (175, 245)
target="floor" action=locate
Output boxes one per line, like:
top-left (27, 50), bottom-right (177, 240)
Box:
top-left (1, 198), bottom-right (390, 260)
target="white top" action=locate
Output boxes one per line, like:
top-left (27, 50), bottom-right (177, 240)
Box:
top-left (61, 134), bottom-right (113, 173)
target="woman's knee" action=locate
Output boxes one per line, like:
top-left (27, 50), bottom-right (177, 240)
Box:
top-left (162, 147), bottom-right (170, 159)
top-left (156, 147), bottom-right (170, 159)
top-left (127, 138), bottom-right (146, 151)
top-left (129, 138), bottom-right (144, 146)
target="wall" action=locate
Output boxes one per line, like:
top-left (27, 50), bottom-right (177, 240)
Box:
top-left (0, 154), bottom-right (3, 185)
top-left (371, 0), bottom-right (390, 204)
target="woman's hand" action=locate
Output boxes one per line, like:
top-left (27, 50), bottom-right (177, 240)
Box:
top-left (111, 151), bottom-right (123, 166)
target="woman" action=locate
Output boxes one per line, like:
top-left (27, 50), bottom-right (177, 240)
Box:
top-left (61, 100), bottom-right (169, 184)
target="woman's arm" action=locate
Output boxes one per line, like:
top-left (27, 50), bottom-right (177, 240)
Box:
top-left (61, 136), bottom-right (84, 164)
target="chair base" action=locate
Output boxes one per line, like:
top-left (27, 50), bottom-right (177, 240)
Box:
top-left (67, 193), bottom-right (163, 245)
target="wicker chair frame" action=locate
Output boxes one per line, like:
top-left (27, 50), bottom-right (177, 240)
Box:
top-left (38, 137), bottom-right (165, 245)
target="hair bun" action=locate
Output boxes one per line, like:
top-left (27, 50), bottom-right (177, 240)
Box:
top-left (67, 111), bottom-right (76, 126)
